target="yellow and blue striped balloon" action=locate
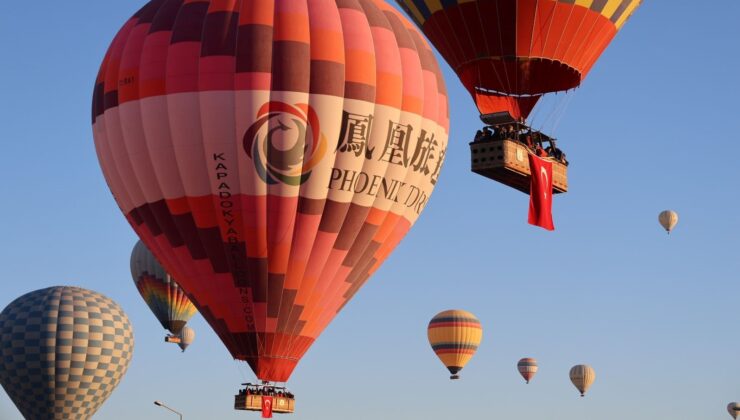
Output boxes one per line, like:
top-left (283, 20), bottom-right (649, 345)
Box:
top-left (427, 310), bottom-right (482, 380)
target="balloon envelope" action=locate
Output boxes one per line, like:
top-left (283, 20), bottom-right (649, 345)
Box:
top-left (396, 0), bottom-right (641, 118)
top-left (517, 358), bottom-right (538, 384)
top-left (427, 310), bottom-right (482, 379)
top-left (658, 210), bottom-right (678, 234)
top-left (570, 364), bottom-right (596, 396)
top-left (93, 0), bottom-right (448, 383)
top-left (0, 286), bottom-right (134, 419)
top-left (131, 240), bottom-right (197, 335)
top-left (178, 326), bottom-right (196, 352)
top-left (728, 402), bottom-right (740, 419)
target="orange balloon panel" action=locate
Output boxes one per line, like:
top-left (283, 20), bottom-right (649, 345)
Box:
top-left (92, 0), bottom-right (448, 383)
top-left (397, 0), bottom-right (641, 112)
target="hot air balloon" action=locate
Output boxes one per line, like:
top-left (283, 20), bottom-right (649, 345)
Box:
top-left (396, 0), bottom-right (641, 195)
top-left (517, 358), bottom-right (538, 384)
top-left (177, 326), bottom-right (196, 352)
top-left (427, 310), bottom-right (482, 380)
top-left (0, 286), bottom-right (134, 420)
top-left (131, 239), bottom-right (198, 348)
top-left (92, 0), bottom-right (449, 408)
top-left (569, 364), bottom-right (595, 397)
top-left (728, 402), bottom-right (740, 419)
top-left (658, 210), bottom-right (678, 234)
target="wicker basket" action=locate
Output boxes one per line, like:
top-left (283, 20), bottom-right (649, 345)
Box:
top-left (234, 394), bottom-right (295, 413)
top-left (470, 139), bottom-right (568, 194)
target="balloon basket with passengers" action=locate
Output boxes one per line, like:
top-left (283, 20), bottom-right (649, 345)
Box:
top-left (470, 111), bottom-right (569, 194)
top-left (235, 383), bottom-right (295, 414)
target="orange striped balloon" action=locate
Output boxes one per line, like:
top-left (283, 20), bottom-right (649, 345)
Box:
top-left (396, 0), bottom-right (641, 119)
top-left (93, 0), bottom-right (448, 383)
top-left (517, 358), bottom-right (538, 384)
top-left (427, 310), bottom-right (482, 380)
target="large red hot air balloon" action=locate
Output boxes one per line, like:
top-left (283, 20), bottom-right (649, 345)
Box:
top-left (396, 0), bottom-right (641, 120)
top-left (92, 0), bottom-right (448, 388)
top-left (397, 0), bottom-right (640, 226)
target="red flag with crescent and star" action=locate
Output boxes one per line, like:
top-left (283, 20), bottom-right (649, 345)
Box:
top-left (528, 154), bottom-right (555, 230)
top-left (261, 396), bottom-right (273, 418)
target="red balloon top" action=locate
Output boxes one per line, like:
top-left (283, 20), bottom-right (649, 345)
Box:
top-left (397, 0), bottom-right (641, 118)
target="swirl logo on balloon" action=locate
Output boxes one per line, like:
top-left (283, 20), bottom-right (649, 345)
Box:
top-left (243, 102), bottom-right (327, 186)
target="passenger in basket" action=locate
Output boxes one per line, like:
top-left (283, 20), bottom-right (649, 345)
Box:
top-left (474, 129), bottom-right (484, 142)
top-left (520, 130), bottom-right (534, 149)
top-left (505, 125), bottom-right (515, 139)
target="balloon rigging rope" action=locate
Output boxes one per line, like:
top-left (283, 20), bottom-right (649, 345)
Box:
top-left (547, 92), bottom-right (570, 131)
top-left (235, 359), bottom-right (248, 383)
top-left (531, 89), bottom-right (567, 134)
top-left (528, 4), bottom-right (579, 129)
top-left (550, 89), bottom-right (577, 137)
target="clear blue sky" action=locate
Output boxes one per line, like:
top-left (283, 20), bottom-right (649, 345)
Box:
top-left (1, 2), bottom-right (739, 419)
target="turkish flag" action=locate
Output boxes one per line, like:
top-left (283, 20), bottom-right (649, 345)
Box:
top-left (261, 396), bottom-right (273, 418)
top-left (528, 154), bottom-right (555, 230)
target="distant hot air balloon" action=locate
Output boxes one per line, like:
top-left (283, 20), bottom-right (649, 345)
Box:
top-left (131, 240), bottom-right (197, 347)
top-left (570, 364), bottom-right (595, 397)
top-left (517, 358), bottom-right (538, 384)
top-left (427, 310), bottom-right (482, 380)
top-left (177, 326), bottom-right (196, 352)
top-left (0, 286), bottom-right (134, 420)
top-left (92, 0), bottom-right (449, 396)
top-left (728, 402), bottom-right (740, 419)
top-left (658, 210), bottom-right (678, 234)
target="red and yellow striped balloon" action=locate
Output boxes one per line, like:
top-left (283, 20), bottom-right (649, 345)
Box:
top-left (517, 358), bottom-right (538, 384)
top-left (427, 310), bottom-right (482, 380)
top-left (396, 0), bottom-right (641, 119)
top-left (93, 0), bottom-right (448, 383)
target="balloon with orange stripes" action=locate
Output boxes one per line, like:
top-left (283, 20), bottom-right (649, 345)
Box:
top-left (427, 310), bottom-right (483, 380)
top-left (395, 0), bottom-right (642, 120)
top-left (517, 358), bottom-right (538, 384)
top-left (92, 0), bottom-right (448, 385)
